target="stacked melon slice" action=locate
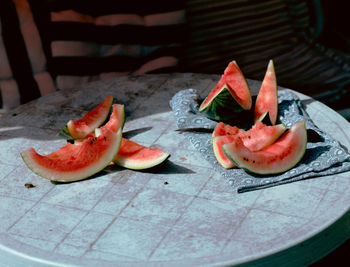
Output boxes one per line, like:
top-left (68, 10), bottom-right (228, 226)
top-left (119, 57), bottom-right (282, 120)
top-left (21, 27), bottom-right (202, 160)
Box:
top-left (200, 60), bottom-right (307, 175)
top-left (21, 96), bottom-right (170, 182)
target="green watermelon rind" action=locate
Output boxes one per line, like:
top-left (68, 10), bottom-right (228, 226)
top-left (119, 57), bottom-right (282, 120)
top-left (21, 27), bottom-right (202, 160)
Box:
top-left (199, 85), bottom-right (250, 121)
top-left (58, 125), bottom-right (74, 140)
top-left (222, 120), bottom-right (307, 175)
top-left (198, 61), bottom-right (252, 122)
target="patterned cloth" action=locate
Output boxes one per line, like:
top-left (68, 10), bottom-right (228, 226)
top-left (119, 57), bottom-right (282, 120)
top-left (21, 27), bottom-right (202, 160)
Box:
top-left (170, 88), bottom-right (350, 193)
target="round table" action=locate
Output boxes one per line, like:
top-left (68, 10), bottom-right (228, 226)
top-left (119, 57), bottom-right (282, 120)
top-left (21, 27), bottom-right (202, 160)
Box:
top-left (1, 73), bottom-right (350, 266)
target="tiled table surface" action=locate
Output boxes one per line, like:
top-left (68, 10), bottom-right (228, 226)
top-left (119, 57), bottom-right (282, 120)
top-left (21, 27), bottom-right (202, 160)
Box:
top-left (0, 73), bottom-right (350, 266)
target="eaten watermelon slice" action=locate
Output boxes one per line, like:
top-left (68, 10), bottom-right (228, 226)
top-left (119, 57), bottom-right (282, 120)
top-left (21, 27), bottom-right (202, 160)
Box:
top-left (20, 104), bottom-right (124, 182)
top-left (113, 138), bottom-right (170, 170)
top-left (212, 135), bottom-right (237, 169)
top-left (60, 97), bottom-right (169, 170)
top-left (60, 95), bottom-right (114, 140)
top-left (199, 61), bottom-right (252, 121)
top-left (211, 121), bottom-right (286, 168)
top-left (222, 120), bottom-right (307, 175)
top-left (239, 121), bottom-right (286, 152)
top-left (254, 60), bottom-right (278, 125)
top-left (212, 122), bottom-right (240, 138)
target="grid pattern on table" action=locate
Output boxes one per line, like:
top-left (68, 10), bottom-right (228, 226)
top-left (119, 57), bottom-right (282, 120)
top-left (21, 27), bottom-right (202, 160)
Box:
top-left (1, 74), bottom-right (350, 265)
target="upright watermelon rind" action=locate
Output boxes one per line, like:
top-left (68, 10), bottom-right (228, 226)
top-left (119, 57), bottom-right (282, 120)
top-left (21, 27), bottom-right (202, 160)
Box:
top-left (254, 60), bottom-right (278, 125)
top-left (199, 61), bottom-right (252, 122)
top-left (59, 95), bottom-right (114, 140)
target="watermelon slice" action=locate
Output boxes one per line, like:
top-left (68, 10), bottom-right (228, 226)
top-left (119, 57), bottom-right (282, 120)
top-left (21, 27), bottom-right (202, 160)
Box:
top-left (60, 95), bottom-right (114, 139)
top-left (113, 138), bottom-right (170, 170)
top-left (199, 61), bottom-right (252, 121)
top-left (254, 60), bottom-right (278, 125)
top-left (59, 99), bottom-right (169, 170)
top-left (211, 121), bottom-right (286, 168)
top-left (212, 135), bottom-right (237, 169)
top-left (222, 120), bottom-right (307, 175)
top-left (20, 104), bottom-right (124, 182)
top-left (239, 121), bottom-right (286, 152)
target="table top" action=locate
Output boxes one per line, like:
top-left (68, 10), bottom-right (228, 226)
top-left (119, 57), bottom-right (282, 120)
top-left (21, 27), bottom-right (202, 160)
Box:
top-left (1, 73), bottom-right (350, 266)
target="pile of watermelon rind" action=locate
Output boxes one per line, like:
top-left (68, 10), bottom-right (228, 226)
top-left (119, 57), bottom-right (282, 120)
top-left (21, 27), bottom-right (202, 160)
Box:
top-left (21, 96), bottom-right (170, 183)
top-left (200, 60), bottom-right (307, 175)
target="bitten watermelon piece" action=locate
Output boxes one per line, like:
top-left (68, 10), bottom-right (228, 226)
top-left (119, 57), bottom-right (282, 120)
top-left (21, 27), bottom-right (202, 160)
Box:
top-left (113, 138), bottom-right (170, 170)
top-left (254, 60), bottom-right (278, 125)
top-left (60, 95), bottom-right (115, 139)
top-left (239, 121), bottom-right (286, 152)
top-left (199, 61), bottom-right (252, 121)
top-left (20, 104), bottom-right (124, 182)
top-left (222, 120), bottom-right (307, 175)
top-left (212, 122), bottom-right (240, 138)
top-left (212, 135), bottom-right (237, 169)
top-left (211, 121), bottom-right (286, 168)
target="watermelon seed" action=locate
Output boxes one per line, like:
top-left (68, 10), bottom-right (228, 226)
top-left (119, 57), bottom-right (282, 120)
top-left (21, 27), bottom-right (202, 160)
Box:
top-left (24, 183), bottom-right (36, 188)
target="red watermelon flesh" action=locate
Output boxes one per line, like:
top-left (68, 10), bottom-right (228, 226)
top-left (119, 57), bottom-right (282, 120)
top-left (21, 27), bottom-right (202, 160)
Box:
top-left (222, 120), bottom-right (307, 175)
top-left (20, 104), bottom-right (123, 182)
top-left (212, 122), bottom-right (240, 137)
top-left (239, 121), bottom-right (286, 151)
top-left (254, 60), bottom-right (278, 125)
top-left (211, 121), bottom-right (286, 168)
top-left (224, 61), bottom-right (252, 110)
top-left (212, 121), bottom-right (286, 152)
top-left (66, 95), bottom-right (114, 139)
top-left (113, 138), bottom-right (170, 170)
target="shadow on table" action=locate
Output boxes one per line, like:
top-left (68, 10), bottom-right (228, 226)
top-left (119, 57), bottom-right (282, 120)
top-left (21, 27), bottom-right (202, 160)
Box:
top-left (51, 159), bottom-right (195, 186)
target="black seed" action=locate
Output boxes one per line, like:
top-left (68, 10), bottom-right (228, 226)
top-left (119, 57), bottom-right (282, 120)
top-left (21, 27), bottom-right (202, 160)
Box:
top-left (25, 183), bottom-right (36, 188)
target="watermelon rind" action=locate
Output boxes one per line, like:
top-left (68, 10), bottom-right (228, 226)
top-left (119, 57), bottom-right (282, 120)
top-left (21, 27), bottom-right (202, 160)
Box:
top-left (59, 95), bottom-right (114, 140)
top-left (199, 61), bottom-right (252, 122)
top-left (222, 120), bottom-right (307, 175)
top-left (113, 138), bottom-right (170, 170)
top-left (21, 128), bottom-right (122, 183)
top-left (254, 60), bottom-right (278, 125)
top-left (199, 84), bottom-right (250, 121)
top-left (21, 103), bottom-right (125, 183)
top-left (212, 135), bottom-right (236, 169)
